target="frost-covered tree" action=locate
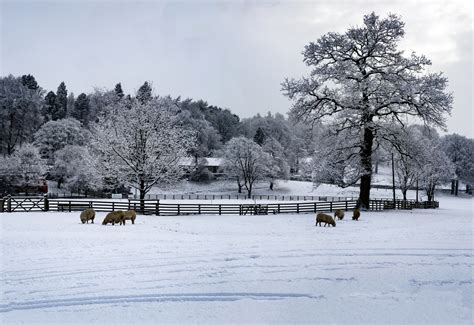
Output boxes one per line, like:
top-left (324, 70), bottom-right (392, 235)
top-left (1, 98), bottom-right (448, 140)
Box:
top-left (93, 98), bottom-right (194, 204)
top-left (114, 82), bottom-right (124, 99)
top-left (136, 81), bottom-right (153, 104)
top-left (222, 137), bottom-right (271, 198)
top-left (419, 146), bottom-right (454, 202)
top-left (0, 75), bottom-right (43, 155)
top-left (262, 137), bottom-right (290, 190)
top-left (43, 91), bottom-right (57, 122)
top-left (88, 88), bottom-right (120, 124)
top-left (0, 155), bottom-right (18, 194)
top-left (441, 134), bottom-right (474, 187)
top-left (177, 109), bottom-right (222, 165)
top-left (253, 127), bottom-right (265, 145)
top-left (21, 74), bottom-right (39, 90)
top-left (34, 118), bottom-right (89, 162)
top-left (54, 82), bottom-right (68, 120)
top-left (72, 93), bottom-right (90, 126)
top-left (387, 125), bottom-right (423, 201)
top-left (310, 129), bottom-right (360, 186)
top-left (66, 92), bottom-right (75, 118)
top-left (9, 144), bottom-right (46, 193)
top-left (53, 145), bottom-right (102, 193)
top-left (282, 12), bottom-right (453, 209)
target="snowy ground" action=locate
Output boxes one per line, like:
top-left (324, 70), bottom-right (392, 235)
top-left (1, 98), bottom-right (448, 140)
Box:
top-left (1, 195), bottom-right (472, 324)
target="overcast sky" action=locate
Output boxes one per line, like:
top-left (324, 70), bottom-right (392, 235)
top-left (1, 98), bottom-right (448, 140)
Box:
top-left (1, 0), bottom-right (472, 137)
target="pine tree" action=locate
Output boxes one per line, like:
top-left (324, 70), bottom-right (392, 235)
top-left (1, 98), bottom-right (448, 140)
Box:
top-left (137, 81), bottom-right (152, 104)
top-left (253, 127), bottom-right (265, 145)
top-left (114, 83), bottom-right (124, 99)
top-left (43, 91), bottom-right (57, 122)
top-left (21, 74), bottom-right (39, 90)
top-left (72, 93), bottom-right (90, 125)
top-left (54, 82), bottom-right (68, 120)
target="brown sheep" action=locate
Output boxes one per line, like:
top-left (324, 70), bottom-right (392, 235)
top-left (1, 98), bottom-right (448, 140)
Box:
top-left (80, 208), bottom-right (95, 224)
top-left (123, 210), bottom-right (137, 225)
top-left (102, 211), bottom-right (125, 226)
top-left (315, 213), bottom-right (336, 227)
top-left (334, 209), bottom-right (345, 220)
top-left (352, 209), bottom-right (360, 221)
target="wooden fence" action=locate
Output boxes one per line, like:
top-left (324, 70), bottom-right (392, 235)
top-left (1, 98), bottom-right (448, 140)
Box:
top-left (1, 195), bottom-right (438, 215)
top-left (46, 192), bottom-right (357, 202)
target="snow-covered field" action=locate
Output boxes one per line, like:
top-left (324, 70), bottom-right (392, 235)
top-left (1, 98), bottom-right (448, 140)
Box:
top-left (1, 195), bottom-right (472, 324)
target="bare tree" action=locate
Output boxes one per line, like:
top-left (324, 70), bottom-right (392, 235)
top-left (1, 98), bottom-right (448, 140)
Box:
top-left (93, 98), bottom-right (195, 206)
top-left (282, 12), bottom-right (452, 209)
top-left (222, 137), bottom-right (270, 198)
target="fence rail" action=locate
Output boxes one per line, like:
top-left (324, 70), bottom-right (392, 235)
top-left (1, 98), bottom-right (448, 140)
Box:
top-left (1, 195), bottom-right (439, 215)
top-left (46, 192), bottom-right (357, 202)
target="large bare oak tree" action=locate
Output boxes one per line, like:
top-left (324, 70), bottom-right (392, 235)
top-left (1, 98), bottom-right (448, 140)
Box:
top-left (282, 12), bottom-right (452, 209)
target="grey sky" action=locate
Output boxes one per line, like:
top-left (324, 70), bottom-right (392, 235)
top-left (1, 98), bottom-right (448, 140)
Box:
top-left (1, 0), bottom-right (472, 137)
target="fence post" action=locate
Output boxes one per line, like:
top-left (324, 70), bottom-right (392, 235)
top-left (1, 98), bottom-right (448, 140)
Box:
top-left (7, 195), bottom-right (12, 213)
top-left (198, 204), bottom-right (201, 215)
top-left (219, 205), bottom-right (221, 215)
top-left (297, 203), bottom-right (299, 214)
top-left (68, 201), bottom-right (71, 212)
top-left (155, 201), bottom-right (160, 216)
top-left (330, 202), bottom-right (333, 212)
top-left (112, 202), bottom-right (115, 211)
top-left (44, 194), bottom-right (49, 212)
top-left (345, 201), bottom-right (348, 211)
top-left (278, 204), bottom-right (280, 214)
top-left (177, 204), bottom-right (180, 215)
top-left (314, 202), bottom-right (317, 213)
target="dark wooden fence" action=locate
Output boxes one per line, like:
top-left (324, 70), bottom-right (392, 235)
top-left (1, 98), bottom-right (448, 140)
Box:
top-left (46, 192), bottom-right (357, 202)
top-left (1, 195), bottom-right (438, 215)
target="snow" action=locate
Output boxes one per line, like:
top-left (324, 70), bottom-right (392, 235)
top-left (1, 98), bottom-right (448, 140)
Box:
top-left (1, 195), bottom-right (472, 323)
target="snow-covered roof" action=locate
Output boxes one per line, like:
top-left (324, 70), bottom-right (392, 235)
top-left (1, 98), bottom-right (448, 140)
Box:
top-left (178, 157), bottom-right (224, 167)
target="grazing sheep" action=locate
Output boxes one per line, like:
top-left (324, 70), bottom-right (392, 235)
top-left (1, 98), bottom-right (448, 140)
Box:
top-left (102, 211), bottom-right (125, 226)
top-left (80, 208), bottom-right (95, 224)
top-left (315, 213), bottom-right (336, 227)
top-left (123, 210), bottom-right (137, 225)
top-left (334, 209), bottom-right (345, 220)
top-left (352, 209), bottom-right (361, 221)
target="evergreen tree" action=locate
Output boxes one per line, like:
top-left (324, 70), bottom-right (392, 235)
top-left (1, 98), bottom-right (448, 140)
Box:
top-left (54, 82), bottom-right (68, 120)
top-left (137, 81), bottom-right (152, 104)
top-left (67, 92), bottom-right (75, 117)
top-left (114, 83), bottom-right (124, 99)
top-left (43, 91), bottom-right (57, 122)
top-left (21, 74), bottom-right (39, 90)
top-left (253, 127), bottom-right (265, 145)
top-left (0, 75), bottom-right (43, 155)
top-left (72, 93), bottom-right (90, 126)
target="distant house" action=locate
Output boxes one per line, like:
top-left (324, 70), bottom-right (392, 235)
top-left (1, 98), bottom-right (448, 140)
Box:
top-left (179, 157), bottom-right (224, 174)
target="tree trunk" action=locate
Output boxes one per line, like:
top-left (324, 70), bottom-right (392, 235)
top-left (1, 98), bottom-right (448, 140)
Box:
top-left (247, 183), bottom-right (252, 199)
top-left (402, 189), bottom-right (407, 201)
top-left (269, 181), bottom-right (274, 191)
top-left (237, 177), bottom-right (243, 193)
top-left (426, 183), bottom-right (435, 202)
top-left (358, 127), bottom-right (374, 210)
top-left (57, 179), bottom-right (62, 189)
top-left (139, 179), bottom-right (146, 213)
